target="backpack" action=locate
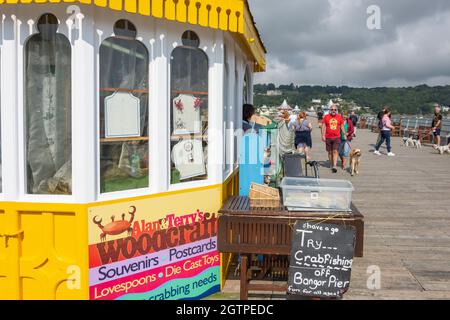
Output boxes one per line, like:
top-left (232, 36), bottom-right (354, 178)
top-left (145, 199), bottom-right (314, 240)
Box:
top-left (377, 111), bottom-right (384, 129)
top-left (378, 119), bottom-right (383, 129)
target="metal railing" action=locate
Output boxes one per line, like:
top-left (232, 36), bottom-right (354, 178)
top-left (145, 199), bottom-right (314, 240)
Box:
top-left (361, 115), bottom-right (450, 145)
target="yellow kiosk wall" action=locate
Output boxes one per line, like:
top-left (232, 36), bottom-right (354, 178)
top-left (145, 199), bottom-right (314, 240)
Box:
top-left (0, 170), bottom-right (238, 300)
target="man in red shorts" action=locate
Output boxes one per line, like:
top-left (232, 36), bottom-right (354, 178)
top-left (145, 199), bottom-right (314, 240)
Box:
top-left (322, 105), bottom-right (346, 173)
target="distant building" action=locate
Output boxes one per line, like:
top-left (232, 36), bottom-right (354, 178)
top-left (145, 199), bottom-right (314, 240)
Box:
top-left (312, 99), bottom-right (322, 104)
top-left (266, 90), bottom-right (282, 96)
top-left (442, 106), bottom-right (449, 112)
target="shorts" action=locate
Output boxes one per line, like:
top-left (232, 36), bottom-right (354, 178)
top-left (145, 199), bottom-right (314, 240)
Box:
top-left (326, 138), bottom-right (341, 152)
top-left (295, 131), bottom-right (312, 149)
top-left (433, 128), bottom-right (441, 137)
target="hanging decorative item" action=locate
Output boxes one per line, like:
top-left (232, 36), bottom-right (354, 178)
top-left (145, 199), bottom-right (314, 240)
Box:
top-left (194, 97), bottom-right (203, 109)
top-left (175, 99), bottom-right (184, 112)
top-left (172, 94), bottom-right (201, 135)
top-left (171, 139), bottom-right (206, 180)
top-left (176, 118), bottom-right (186, 130)
top-left (184, 141), bottom-right (195, 163)
top-left (105, 92), bottom-right (141, 138)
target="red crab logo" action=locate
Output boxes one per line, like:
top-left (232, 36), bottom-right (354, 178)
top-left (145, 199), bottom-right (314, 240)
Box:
top-left (92, 206), bottom-right (136, 242)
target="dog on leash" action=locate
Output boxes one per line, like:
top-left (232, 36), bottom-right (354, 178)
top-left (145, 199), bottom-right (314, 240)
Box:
top-left (434, 144), bottom-right (450, 155)
top-left (402, 136), bottom-right (421, 148)
top-left (349, 149), bottom-right (362, 176)
top-left (413, 139), bottom-right (422, 148)
top-left (402, 137), bottom-right (411, 147)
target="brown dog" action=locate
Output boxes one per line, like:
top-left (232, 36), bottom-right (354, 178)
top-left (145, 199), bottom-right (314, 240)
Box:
top-left (349, 149), bottom-right (362, 176)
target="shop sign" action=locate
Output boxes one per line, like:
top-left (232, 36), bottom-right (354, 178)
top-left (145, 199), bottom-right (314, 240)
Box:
top-left (88, 187), bottom-right (221, 300)
top-left (287, 221), bottom-right (356, 299)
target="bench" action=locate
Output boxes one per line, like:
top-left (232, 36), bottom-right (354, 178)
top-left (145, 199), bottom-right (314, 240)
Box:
top-left (218, 196), bottom-right (364, 300)
top-left (391, 121), bottom-right (402, 137)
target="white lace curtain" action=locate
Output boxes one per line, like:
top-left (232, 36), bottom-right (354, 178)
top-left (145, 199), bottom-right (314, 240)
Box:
top-left (25, 23), bottom-right (72, 195)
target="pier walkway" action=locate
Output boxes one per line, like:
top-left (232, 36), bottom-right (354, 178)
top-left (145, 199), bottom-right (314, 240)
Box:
top-left (214, 127), bottom-right (450, 300)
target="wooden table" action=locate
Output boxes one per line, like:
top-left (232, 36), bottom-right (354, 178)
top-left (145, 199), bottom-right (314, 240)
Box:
top-left (218, 196), bottom-right (364, 300)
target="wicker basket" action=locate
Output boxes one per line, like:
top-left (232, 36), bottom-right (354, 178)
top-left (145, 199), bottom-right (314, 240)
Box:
top-left (250, 183), bottom-right (279, 197)
top-left (249, 183), bottom-right (281, 209)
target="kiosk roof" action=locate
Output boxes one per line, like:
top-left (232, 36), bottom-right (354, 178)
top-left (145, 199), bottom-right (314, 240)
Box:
top-left (0, 0), bottom-right (266, 71)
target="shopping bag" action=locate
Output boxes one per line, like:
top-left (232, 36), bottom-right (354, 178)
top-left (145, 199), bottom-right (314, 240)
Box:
top-left (339, 141), bottom-right (351, 157)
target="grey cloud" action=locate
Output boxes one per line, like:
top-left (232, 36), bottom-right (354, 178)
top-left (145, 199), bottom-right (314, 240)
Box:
top-left (249, 0), bottom-right (450, 87)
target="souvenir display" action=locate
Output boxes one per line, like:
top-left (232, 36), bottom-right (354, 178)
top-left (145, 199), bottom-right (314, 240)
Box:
top-left (104, 92), bottom-right (141, 138)
top-left (171, 139), bottom-right (206, 180)
top-left (172, 94), bottom-right (202, 135)
top-left (118, 142), bottom-right (145, 178)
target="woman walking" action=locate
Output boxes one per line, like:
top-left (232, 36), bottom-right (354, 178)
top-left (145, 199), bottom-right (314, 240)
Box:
top-left (290, 111), bottom-right (313, 161)
top-left (339, 112), bottom-right (354, 170)
top-left (374, 108), bottom-right (396, 156)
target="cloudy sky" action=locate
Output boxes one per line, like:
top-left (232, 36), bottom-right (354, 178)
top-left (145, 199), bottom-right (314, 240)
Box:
top-left (248, 0), bottom-right (450, 87)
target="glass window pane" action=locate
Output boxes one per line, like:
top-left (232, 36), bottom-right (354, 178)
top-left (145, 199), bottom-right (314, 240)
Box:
top-left (234, 70), bottom-right (239, 166)
top-left (25, 14), bottom-right (72, 195)
top-left (224, 61), bottom-right (231, 175)
top-left (170, 33), bottom-right (208, 184)
top-left (243, 69), bottom-right (248, 104)
top-left (99, 20), bottom-right (149, 193)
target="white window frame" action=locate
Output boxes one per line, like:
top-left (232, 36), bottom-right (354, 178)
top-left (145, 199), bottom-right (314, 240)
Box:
top-left (95, 12), bottom-right (155, 202)
top-left (167, 27), bottom-right (217, 191)
top-left (17, 9), bottom-right (74, 203)
top-left (0, 21), bottom-right (4, 200)
top-left (223, 58), bottom-right (231, 179)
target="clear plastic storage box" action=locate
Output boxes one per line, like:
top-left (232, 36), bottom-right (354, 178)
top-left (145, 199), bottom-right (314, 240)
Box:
top-left (280, 177), bottom-right (354, 212)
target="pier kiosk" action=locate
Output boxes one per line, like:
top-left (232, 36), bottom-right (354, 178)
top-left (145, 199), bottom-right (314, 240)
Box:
top-left (0, 0), bottom-right (265, 300)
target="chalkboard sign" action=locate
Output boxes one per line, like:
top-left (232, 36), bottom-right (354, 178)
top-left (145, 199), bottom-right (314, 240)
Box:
top-left (287, 221), bottom-right (356, 298)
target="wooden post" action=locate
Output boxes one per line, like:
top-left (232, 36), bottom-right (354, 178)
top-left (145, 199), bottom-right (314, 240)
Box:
top-left (240, 255), bottom-right (249, 300)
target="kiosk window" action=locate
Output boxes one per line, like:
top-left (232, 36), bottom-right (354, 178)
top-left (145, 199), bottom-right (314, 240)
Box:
top-left (224, 60), bottom-right (231, 175)
top-left (243, 67), bottom-right (250, 104)
top-left (242, 71), bottom-right (248, 104)
top-left (170, 31), bottom-right (209, 184)
top-left (234, 70), bottom-right (239, 166)
top-left (99, 20), bottom-right (149, 193)
top-left (24, 13), bottom-right (72, 195)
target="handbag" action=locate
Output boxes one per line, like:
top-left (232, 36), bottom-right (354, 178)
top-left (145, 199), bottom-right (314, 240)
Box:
top-left (339, 141), bottom-right (352, 157)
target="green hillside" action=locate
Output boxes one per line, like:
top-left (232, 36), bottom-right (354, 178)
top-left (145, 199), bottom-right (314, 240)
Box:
top-left (254, 84), bottom-right (450, 115)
